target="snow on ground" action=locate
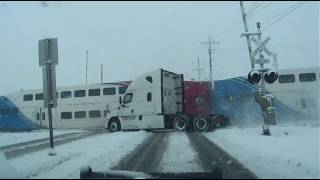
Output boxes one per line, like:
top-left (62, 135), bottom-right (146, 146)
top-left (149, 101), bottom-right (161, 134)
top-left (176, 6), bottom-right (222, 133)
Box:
top-left (0, 129), bottom-right (89, 147)
top-left (205, 125), bottom-right (320, 179)
top-left (6, 131), bottom-right (149, 179)
top-left (158, 132), bottom-right (202, 172)
top-left (0, 152), bottom-right (23, 179)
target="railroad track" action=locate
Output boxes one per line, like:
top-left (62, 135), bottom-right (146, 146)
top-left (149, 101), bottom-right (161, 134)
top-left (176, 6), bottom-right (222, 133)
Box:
top-left (2, 130), bottom-right (107, 159)
top-left (186, 132), bottom-right (257, 179)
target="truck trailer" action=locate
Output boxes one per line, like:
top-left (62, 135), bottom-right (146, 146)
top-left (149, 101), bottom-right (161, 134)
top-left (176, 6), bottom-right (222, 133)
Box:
top-left (104, 69), bottom-right (229, 132)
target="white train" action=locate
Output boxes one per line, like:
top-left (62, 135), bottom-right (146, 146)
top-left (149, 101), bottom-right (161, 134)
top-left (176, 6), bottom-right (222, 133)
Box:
top-left (214, 66), bottom-right (319, 123)
top-left (0, 82), bottom-right (129, 131)
top-left (0, 67), bottom-right (318, 131)
top-left (265, 66), bottom-right (319, 120)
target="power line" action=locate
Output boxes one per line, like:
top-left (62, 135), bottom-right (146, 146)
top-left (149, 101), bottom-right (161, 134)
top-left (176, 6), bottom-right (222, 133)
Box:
top-left (248, 2), bottom-right (274, 19)
top-left (247, 1), bottom-right (267, 16)
top-left (263, 1), bottom-right (307, 31)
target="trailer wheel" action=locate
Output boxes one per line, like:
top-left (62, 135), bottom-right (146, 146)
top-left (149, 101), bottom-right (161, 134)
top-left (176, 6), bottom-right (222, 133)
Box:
top-left (173, 116), bottom-right (188, 131)
top-left (193, 115), bottom-right (210, 132)
top-left (108, 118), bottom-right (121, 132)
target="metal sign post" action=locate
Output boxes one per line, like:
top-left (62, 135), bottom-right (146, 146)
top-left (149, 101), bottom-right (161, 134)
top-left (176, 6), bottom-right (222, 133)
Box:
top-left (38, 38), bottom-right (58, 156)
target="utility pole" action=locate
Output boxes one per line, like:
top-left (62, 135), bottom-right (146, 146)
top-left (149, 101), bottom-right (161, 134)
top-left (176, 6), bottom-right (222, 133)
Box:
top-left (192, 57), bottom-right (205, 81)
top-left (86, 50), bottom-right (88, 85)
top-left (240, 1), bottom-right (255, 69)
top-left (201, 36), bottom-right (219, 86)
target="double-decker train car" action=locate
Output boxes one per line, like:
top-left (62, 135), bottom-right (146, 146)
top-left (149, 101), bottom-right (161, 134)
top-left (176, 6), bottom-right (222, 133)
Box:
top-left (0, 67), bottom-right (317, 131)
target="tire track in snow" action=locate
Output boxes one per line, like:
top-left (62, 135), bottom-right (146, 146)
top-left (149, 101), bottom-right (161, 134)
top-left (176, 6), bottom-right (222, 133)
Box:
top-left (111, 132), bottom-right (169, 173)
top-left (187, 132), bottom-right (257, 179)
top-left (158, 132), bottom-right (203, 173)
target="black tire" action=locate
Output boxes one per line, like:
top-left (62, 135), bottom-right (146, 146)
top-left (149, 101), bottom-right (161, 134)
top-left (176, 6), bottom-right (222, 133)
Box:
top-left (193, 115), bottom-right (210, 132)
top-left (108, 118), bottom-right (121, 132)
top-left (173, 115), bottom-right (188, 132)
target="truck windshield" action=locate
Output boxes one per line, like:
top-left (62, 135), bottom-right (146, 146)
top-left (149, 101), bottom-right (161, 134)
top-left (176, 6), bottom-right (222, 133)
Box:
top-left (123, 93), bottom-right (133, 104)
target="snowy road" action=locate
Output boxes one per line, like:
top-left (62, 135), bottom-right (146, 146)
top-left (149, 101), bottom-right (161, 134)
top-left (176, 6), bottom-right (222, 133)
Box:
top-left (111, 131), bottom-right (256, 178)
top-left (7, 131), bottom-right (150, 179)
top-left (3, 125), bottom-right (318, 179)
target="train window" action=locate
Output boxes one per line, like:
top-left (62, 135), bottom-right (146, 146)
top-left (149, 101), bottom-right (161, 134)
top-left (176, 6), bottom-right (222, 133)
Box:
top-left (75, 111), bottom-right (86, 119)
top-left (278, 74), bottom-right (295, 83)
top-left (299, 73), bottom-right (316, 82)
top-left (146, 76), bottom-right (153, 83)
top-left (147, 92), bottom-right (152, 102)
top-left (74, 90), bottom-right (86, 97)
top-left (23, 94), bottom-right (33, 101)
top-left (61, 112), bottom-right (72, 119)
top-left (36, 113), bottom-right (40, 120)
top-left (89, 110), bottom-right (101, 118)
top-left (89, 89), bottom-right (100, 96)
top-left (35, 93), bottom-right (44, 100)
top-left (42, 112), bottom-right (45, 120)
top-left (61, 91), bottom-right (72, 98)
top-left (103, 87), bottom-right (116, 95)
top-left (119, 87), bottom-right (127, 94)
top-left (123, 93), bottom-right (133, 104)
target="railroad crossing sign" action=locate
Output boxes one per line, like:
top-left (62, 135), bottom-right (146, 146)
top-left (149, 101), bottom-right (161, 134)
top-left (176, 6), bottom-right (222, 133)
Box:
top-left (250, 36), bottom-right (277, 66)
top-left (251, 36), bottom-right (271, 57)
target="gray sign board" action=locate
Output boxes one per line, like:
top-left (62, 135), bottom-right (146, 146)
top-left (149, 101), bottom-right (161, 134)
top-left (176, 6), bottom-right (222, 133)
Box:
top-left (39, 38), bottom-right (58, 66)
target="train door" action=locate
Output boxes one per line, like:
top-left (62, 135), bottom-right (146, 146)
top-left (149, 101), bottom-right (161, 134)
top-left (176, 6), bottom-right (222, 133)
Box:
top-left (299, 92), bottom-right (311, 118)
top-left (34, 107), bottom-right (45, 128)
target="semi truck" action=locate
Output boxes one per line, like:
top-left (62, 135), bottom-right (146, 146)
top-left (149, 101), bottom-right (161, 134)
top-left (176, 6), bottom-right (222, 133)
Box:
top-left (104, 69), bottom-right (229, 132)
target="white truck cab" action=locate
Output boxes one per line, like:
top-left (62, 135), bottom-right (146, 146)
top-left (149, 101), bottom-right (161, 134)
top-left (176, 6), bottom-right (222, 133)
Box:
top-left (105, 69), bottom-right (184, 132)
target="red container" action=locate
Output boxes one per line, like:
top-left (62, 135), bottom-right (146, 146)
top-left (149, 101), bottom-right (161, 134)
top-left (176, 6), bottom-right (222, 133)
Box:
top-left (184, 81), bottom-right (213, 115)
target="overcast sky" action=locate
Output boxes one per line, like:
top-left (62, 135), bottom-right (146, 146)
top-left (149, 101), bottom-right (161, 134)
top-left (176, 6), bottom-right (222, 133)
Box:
top-left (0, 1), bottom-right (318, 95)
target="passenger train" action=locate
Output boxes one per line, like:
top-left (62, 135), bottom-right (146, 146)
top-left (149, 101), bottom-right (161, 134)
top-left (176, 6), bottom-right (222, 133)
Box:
top-left (0, 67), bottom-right (318, 131)
top-left (214, 66), bottom-right (319, 125)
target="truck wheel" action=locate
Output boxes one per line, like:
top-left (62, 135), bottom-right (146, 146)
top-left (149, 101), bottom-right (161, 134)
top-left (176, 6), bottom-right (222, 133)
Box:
top-left (193, 115), bottom-right (210, 132)
top-left (173, 116), bottom-right (188, 131)
top-left (108, 118), bottom-right (121, 132)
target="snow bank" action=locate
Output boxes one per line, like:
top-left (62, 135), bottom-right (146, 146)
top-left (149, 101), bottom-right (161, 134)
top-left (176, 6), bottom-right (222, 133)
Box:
top-left (0, 129), bottom-right (88, 147)
top-left (159, 132), bottom-right (202, 172)
top-left (205, 126), bottom-right (320, 178)
top-left (8, 131), bottom-right (149, 179)
top-left (0, 152), bottom-right (22, 179)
